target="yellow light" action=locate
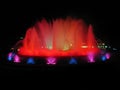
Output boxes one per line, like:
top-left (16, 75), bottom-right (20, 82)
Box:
top-left (48, 46), bottom-right (52, 50)
top-left (102, 43), bottom-right (105, 45)
top-left (81, 45), bottom-right (88, 48)
top-left (17, 49), bottom-right (20, 51)
top-left (63, 45), bottom-right (69, 51)
top-left (70, 43), bottom-right (72, 46)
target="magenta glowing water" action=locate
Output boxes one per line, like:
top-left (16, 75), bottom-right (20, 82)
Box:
top-left (46, 57), bottom-right (57, 65)
top-left (88, 52), bottom-right (95, 62)
top-left (105, 53), bottom-right (111, 59)
top-left (14, 55), bottom-right (20, 63)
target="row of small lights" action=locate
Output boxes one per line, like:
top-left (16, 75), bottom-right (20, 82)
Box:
top-left (7, 52), bottom-right (111, 65)
top-left (20, 37), bottom-right (115, 50)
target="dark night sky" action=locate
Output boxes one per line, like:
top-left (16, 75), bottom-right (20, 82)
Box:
top-left (1, 2), bottom-right (120, 54)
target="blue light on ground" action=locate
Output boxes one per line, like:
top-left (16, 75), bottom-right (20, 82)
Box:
top-left (69, 58), bottom-right (77, 64)
top-left (7, 52), bottom-right (15, 61)
top-left (101, 55), bottom-right (107, 61)
top-left (27, 58), bottom-right (35, 64)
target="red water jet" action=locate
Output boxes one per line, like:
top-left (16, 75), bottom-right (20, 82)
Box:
top-left (18, 17), bottom-right (99, 56)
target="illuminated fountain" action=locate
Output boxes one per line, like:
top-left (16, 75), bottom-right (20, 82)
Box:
top-left (8, 17), bottom-right (109, 64)
top-left (18, 17), bottom-right (100, 57)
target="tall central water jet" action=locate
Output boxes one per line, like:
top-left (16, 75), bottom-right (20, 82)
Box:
top-left (18, 17), bottom-right (99, 56)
